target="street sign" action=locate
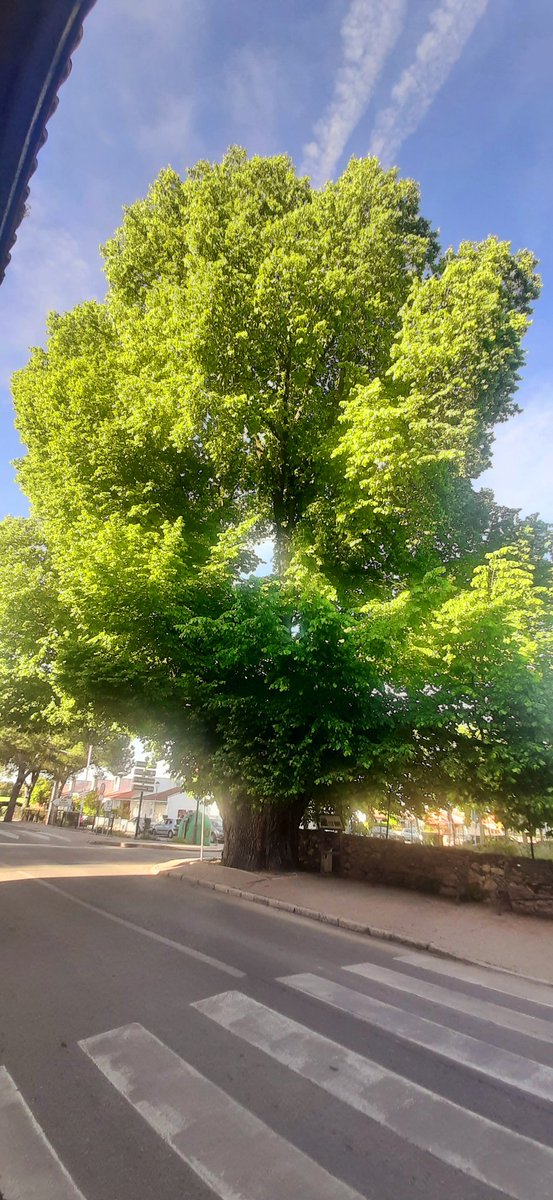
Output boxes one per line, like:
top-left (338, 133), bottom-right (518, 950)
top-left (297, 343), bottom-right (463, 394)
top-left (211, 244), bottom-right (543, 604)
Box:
top-left (133, 761), bottom-right (157, 793)
top-left (317, 814), bottom-right (343, 832)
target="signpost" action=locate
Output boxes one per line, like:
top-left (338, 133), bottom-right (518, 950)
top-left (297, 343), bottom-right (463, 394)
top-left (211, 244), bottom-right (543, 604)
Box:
top-left (134, 789), bottom-right (144, 839)
top-left (133, 762), bottom-right (156, 793)
top-left (132, 762), bottom-right (155, 839)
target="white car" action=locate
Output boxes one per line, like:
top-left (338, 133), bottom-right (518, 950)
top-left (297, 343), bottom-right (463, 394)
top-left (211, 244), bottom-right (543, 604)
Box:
top-left (150, 817), bottom-right (179, 839)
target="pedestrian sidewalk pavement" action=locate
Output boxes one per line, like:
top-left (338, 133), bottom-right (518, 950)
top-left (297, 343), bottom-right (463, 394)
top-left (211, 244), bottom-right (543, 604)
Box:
top-left (159, 859), bottom-right (553, 984)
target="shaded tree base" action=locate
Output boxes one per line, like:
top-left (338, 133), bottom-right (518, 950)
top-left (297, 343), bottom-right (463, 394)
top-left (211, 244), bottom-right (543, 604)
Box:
top-left (2, 767), bottom-right (26, 823)
top-left (221, 799), bottom-right (306, 872)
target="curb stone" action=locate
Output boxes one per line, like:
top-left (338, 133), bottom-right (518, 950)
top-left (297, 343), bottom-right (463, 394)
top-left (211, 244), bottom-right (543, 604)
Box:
top-left (85, 839), bottom-right (221, 853)
top-left (160, 868), bottom-right (553, 990)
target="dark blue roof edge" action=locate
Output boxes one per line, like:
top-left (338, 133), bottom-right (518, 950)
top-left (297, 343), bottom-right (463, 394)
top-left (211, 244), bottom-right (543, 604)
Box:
top-left (0, 0), bottom-right (97, 284)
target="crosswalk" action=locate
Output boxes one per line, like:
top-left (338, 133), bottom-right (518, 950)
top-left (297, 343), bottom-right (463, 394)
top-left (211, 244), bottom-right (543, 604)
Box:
top-left (195, 990), bottom-right (553, 1200)
top-left (3, 949), bottom-right (553, 1199)
top-left (0, 1068), bottom-right (86, 1199)
top-left (279, 971), bottom-right (553, 1101)
top-left (344, 959), bottom-right (553, 1041)
top-left (0, 825), bottom-right (70, 843)
top-left (396, 950), bottom-right (553, 1008)
top-left (80, 1023), bottom-right (365, 1200)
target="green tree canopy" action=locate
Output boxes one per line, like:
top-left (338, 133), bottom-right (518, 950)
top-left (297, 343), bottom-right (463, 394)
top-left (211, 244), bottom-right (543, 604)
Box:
top-left (12, 149), bottom-right (547, 866)
top-left (0, 515), bottom-right (74, 819)
top-left (405, 546), bottom-right (553, 851)
top-left (0, 516), bottom-right (133, 820)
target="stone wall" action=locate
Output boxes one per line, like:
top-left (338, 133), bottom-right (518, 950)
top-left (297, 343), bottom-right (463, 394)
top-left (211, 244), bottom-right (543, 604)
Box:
top-left (298, 830), bottom-right (553, 918)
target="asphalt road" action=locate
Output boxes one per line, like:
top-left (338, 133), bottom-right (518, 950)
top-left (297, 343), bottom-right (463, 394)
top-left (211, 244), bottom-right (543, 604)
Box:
top-left (1, 828), bottom-right (553, 1200)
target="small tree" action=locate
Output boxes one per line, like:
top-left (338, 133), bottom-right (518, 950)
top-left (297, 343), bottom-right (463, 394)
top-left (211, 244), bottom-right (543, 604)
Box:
top-left (0, 729), bottom-right (45, 821)
top-left (28, 776), bottom-right (52, 809)
top-left (495, 791), bottom-right (553, 859)
top-left (404, 546), bottom-right (553, 855)
top-left (0, 517), bottom-right (133, 820)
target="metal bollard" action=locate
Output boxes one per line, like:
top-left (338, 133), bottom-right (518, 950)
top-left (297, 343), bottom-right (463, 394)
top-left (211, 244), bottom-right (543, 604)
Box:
top-left (320, 847), bottom-right (333, 875)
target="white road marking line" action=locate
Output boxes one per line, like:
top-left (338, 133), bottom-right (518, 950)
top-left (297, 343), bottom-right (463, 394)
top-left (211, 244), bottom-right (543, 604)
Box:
top-left (397, 951), bottom-right (553, 1009)
top-left (23, 829), bottom-right (70, 842)
top-left (80, 1022), bottom-right (365, 1200)
top-left (280, 973), bottom-right (553, 1102)
top-left (0, 842), bottom-right (79, 848)
top-left (30, 878), bottom-right (244, 977)
top-left (0, 1066), bottom-right (87, 1200)
top-left (195, 990), bottom-right (553, 1200)
top-left (0, 828), bottom-right (69, 844)
top-left (345, 961), bottom-right (553, 1043)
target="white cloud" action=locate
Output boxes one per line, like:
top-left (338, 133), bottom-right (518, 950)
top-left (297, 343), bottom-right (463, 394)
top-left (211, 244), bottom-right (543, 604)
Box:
top-left (0, 198), bottom-right (101, 388)
top-left (477, 387), bottom-right (553, 522)
top-left (110, 0), bottom-right (196, 33)
top-left (369, 0), bottom-right (489, 165)
top-left (137, 94), bottom-right (196, 164)
top-left (302, 0), bottom-right (407, 187)
top-left (226, 47), bottom-right (282, 153)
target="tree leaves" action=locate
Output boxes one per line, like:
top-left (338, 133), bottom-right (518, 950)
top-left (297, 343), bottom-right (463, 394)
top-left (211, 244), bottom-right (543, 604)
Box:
top-left (11, 150), bottom-right (550, 841)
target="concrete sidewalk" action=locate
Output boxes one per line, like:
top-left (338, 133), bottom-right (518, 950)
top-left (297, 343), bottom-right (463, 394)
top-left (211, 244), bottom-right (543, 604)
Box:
top-left (160, 860), bottom-right (553, 984)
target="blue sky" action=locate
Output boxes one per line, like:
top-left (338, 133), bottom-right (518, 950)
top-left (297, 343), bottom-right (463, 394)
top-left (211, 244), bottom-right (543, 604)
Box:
top-left (1, 0), bottom-right (551, 521)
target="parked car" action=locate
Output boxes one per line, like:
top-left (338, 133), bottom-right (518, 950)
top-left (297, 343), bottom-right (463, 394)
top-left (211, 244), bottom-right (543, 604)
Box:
top-left (400, 827), bottom-right (424, 844)
top-left (150, 817), bottom-right (180, 839)
top-left (210, 819), bottom-right (224, 844)
top-left (371, 823), bottom-right (423, 843)
top-left (126, 817), bottom-right (147, 835)
top-left (370, 824), bottom-right (401, 839)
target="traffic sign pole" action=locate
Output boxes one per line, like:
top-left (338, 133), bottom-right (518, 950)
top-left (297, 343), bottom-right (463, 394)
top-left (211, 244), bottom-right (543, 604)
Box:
top-left (135, 789), bottom-right (144, 839)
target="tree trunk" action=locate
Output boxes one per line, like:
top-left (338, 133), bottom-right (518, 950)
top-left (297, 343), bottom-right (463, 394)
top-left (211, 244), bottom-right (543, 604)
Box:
top-left (221, 798), bottom-right (306, 871)
top-left (23, 769), bottom-right (40, 809)
top-left (3, 765), bottom-right (27, 822)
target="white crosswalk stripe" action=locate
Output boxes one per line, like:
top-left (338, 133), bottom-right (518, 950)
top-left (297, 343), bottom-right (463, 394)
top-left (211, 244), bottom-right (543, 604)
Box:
top-left (396, 951), bottom-right (553, 1009)
top-left (19, 829), bottom-right (70, 842)
top-left (0, 1066), bottom-right (87, 1199)
top-left (195, 989), bottom-right (553, 1200)
top-left (345, 961), bottom-right (553, 1043)
top-left (280, 972), bottom-right (553, 1101)
top-left (80, 1022), bottom-right (366, 1200)
top-left (0, 827), bottom-right (69, 843)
